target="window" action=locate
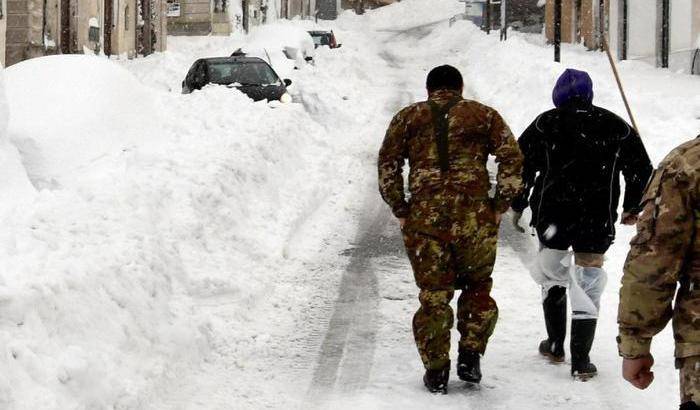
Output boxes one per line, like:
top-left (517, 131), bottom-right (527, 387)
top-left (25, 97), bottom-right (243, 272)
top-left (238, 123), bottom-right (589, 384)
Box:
top-left (125, 5), bottom-right (129, 30)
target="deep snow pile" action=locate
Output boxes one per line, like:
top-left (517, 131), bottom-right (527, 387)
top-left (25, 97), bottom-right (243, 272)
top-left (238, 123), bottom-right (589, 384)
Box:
top-left (0, 56), bottom-right (206, 409)
top-left (0, 67), bottom-right (35, 217)
top-left (6, 55), bottom-right (164, 189)
top-left (0, 41), bottom-right (365, 408)
top-left (245, 21), bottom-right (316, 76)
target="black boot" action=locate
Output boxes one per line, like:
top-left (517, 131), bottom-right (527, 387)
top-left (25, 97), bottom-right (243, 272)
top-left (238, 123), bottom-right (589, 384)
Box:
top-left (457, 350), bottom-right (482, 384)
top-left (540, 286), bottom-right (566, 363)
top-left (423, 364), bottom-right (449, 394)
top-left (570, 319), bottom-right (598, 380)
top-left (680, 402), bottom-right (700, 410)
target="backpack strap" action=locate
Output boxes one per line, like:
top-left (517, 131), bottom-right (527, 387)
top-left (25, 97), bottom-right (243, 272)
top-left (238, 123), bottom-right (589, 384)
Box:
top-left (427, 97), bottom-right (462, 174)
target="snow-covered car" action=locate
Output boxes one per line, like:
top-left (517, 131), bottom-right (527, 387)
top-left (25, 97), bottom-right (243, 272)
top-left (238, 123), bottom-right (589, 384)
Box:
top-left (231, 47), bottom-right (297, 81)
top-left (182, 56), bottom-right (293, 103)
top-left (245, 23), bottom-right (316, 69)
top-left (308, 30), bottom-right (342, 49)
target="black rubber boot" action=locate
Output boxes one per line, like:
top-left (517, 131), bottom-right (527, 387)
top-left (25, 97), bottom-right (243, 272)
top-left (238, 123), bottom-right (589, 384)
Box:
top-left (540, 286), bottom-right (567, 363)
top-left (680, 402), bottom-right (700, 410)
top-left (571, 319), bottom-right (598, 381)
top-left (457, 350), bottom-right (482, 384)
top-left (423, 364), bottom-right (449, 394)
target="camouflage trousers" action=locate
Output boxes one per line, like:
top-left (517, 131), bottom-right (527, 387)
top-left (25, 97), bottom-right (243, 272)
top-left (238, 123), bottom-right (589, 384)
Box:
top-left (678, 356), bottom-right (700, 405)
top-left (402, 228), bottom-right (498, 371)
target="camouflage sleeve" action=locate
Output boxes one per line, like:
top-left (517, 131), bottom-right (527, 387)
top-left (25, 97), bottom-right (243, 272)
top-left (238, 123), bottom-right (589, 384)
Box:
top-left (617, 160), bottom-right (695, 358)
top-left (378, 110), bottom-right (410, 218)
top-left (488, 109), bottom-right (524, 213)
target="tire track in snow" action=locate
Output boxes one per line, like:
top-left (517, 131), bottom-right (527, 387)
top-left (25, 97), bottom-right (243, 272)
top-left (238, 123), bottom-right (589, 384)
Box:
top-left (304, 22), bottom-right (446, 406)
top-left (305, 194), bottom-right (385, 404)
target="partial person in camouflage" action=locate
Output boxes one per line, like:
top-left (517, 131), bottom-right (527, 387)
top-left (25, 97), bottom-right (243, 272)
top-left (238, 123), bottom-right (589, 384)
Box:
top-left (378, 65), bottom-right (523, 394)
top-left (618, 136), bottom-right (700, 410)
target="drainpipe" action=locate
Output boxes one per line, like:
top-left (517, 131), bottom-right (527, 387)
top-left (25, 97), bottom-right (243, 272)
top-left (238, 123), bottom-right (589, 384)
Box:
top-left (554, 0), bottom-right (561, 62)
top-left (500, 0), bottom-right (507, 40)
top-left (657, 0), bottom-right (670, 68)
top-left (618, 0), bottom-right (627, 60)
top-left (242, 0), bottom-right (249, 32)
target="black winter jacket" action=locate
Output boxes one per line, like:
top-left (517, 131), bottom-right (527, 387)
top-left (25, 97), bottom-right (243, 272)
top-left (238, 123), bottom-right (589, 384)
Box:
top-left (511, 105), bottom-right (653, 231)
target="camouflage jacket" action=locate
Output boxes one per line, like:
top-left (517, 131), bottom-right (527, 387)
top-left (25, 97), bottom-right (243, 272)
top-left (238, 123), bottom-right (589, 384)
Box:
top-left (377, 90), bottom-right (523, 234)
top-left (618, 136), bottom-right (700, 359)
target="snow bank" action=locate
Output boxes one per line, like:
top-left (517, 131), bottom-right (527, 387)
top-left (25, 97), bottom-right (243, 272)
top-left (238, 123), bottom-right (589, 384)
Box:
top-left (5, 55), bottom-right (163, 189)
top-left (0, 58), bottom-right (208, 408)
top-left (0, 68), bottom-right (7, 131)
top-left (0, 30), bottom-right (366, 407)
top-left (248, 20), bottom-right (315, 57)
top-left (0, 67), bottom-right (35, 218)
top-left (362, 0), bottom-right (461, 30)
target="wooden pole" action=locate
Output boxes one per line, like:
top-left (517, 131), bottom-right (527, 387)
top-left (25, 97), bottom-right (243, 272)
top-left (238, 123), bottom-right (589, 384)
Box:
top-left (602, 35), bottom-right (640, 134)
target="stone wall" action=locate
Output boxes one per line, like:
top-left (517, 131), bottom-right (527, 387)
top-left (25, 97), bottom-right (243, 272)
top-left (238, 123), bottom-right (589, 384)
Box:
top-left (0, 0), bottom-right (6, 66)
top-left (166, 0), bottom-right (211, 35)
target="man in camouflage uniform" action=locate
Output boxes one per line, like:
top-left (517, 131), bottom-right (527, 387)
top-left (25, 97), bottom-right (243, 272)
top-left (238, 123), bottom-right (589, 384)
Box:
top-left (378, 65), bottom-right (523, 393)
top-left (618, 136), bottom-right (700, 410)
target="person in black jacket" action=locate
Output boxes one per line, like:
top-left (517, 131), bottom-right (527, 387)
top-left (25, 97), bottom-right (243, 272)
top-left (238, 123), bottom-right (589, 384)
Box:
top-left (511, 68), bottom-right (653, 380)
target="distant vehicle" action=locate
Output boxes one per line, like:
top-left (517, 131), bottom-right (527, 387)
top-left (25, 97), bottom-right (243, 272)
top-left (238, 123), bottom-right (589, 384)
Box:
top-left (182, 57), bottom-right (293, 103)
top-left (308, 31), bottom-right (341, 49)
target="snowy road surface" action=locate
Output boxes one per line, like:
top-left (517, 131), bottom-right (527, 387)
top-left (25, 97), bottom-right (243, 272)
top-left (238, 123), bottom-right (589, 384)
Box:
top-left (2, 0), bottom-right (700, 408)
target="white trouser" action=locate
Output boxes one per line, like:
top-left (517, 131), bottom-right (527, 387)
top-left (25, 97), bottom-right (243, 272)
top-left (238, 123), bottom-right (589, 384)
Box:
top-left (529, 247), bottom-right (607, 320)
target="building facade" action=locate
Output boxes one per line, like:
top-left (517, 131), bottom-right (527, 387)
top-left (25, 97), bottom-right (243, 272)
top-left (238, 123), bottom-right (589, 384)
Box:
top-left (545, 0), bottom-right (700, 74)
top-left (608, 0), bottom-right (700, 73)
top-left (4, 0), bottom-right (166, 67)
top-left (544, 0), bottom-right (605, 50)
top-left (464, 0), bottom-right (543, 33)
top-left (166, 0), bottom-right (217, 34)
top-left (340, 0), bottom-right (394, 14)
top-left (283, 0), bottom-right (314, 18)
top-left (167, 0), bottom-right (266, 35)
top-left (316, 0), bottom-right (338, 19)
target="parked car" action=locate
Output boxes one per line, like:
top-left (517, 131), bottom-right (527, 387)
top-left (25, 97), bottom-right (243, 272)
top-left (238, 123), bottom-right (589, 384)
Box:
top-left (182, 57), bottom-right (293, 103)
top-left (308, 30), bottom-right (341, 49)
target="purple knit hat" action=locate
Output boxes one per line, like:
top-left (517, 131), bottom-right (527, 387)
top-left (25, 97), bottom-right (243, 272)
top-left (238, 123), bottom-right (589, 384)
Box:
top-left (552, 69), bottom-right (594, 108)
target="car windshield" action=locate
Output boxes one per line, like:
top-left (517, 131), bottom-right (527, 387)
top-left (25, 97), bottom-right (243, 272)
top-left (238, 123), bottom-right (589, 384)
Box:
top-left (310, 33), bottom-right (330, 46)
top-left (207, 62), bottom-right (280, 86)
